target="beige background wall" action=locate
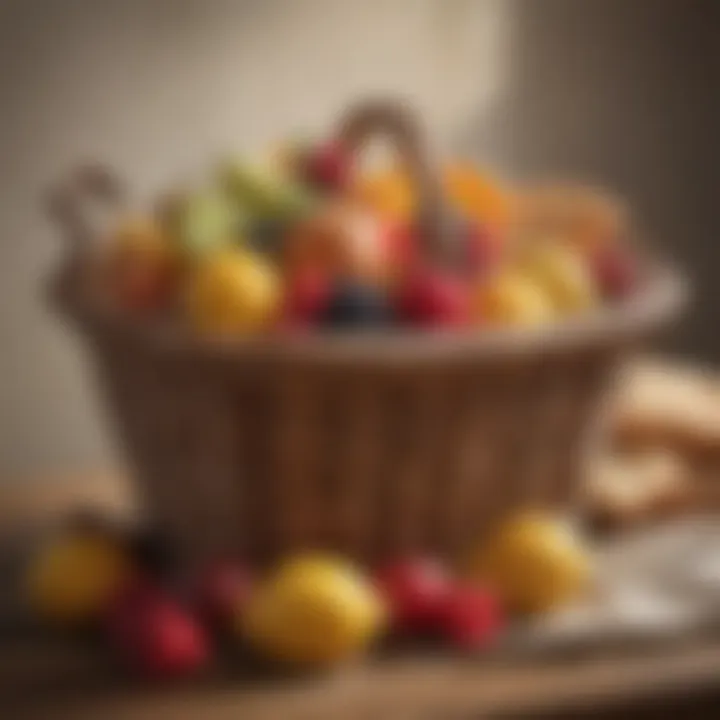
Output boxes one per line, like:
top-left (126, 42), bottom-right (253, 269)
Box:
top-left (0, 0), bottom-right (511, 478)
top-left (0, 0), bottom-right (716, 479)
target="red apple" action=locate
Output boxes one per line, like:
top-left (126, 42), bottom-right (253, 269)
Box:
top-left (374, 557), bottom-right (453, 634)
top-left (192, 559), bottom-right (253, 630)
top-left (107, 580), bottom-right (209, 679)
top-left (437, 584), bottom-right (504, 652)
top-left (395, 269), bottom-right (470, 327)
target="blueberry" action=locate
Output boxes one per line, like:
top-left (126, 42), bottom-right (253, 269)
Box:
top-left (321, 281), bottom-right (391, 329)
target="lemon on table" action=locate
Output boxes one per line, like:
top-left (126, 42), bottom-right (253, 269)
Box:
top-left (187, 249), bottom-right (281, 335)
top-left (474, 270), bottom-right (555, 326)
top-left (26, 530), bottom-right (133, 626)
top-left (471, 512), bottom-right (591, 615)
top-left (242, 554), bottom-right (385, 666)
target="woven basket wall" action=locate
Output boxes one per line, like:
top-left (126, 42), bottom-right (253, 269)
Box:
top-left (91, 338), bottom-right (613, 565)
top-left (47, 100), bottom-right (687, 566)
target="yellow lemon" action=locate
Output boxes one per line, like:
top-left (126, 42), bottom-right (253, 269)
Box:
top-left (472, 512), bottom-right (591, 615)
top-left (26, 531), bottom-right (133, 625)
top-left (187, 249), bottom-right (281, 335)
top-left (243, 554), bottom-right (385, 666)
top-left (475, 271), bottom-right (555, 326)
top-left (521, 243), bottom-right (598, 314)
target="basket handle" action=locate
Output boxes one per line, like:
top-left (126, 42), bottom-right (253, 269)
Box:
top-left (336, 99), bottom-right (459, 268)
top-left (46, 163), bottom-right (125, 263)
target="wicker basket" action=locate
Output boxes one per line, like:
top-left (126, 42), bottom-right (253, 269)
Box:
top-left (47, 101), bottom-right (687, 566)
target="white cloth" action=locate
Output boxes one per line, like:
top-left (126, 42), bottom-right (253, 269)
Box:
top-left (513, 517), bottom-right (720, 653)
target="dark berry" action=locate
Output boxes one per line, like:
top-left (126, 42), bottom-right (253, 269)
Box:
top-left (321, 281), bottom-right (391, 329)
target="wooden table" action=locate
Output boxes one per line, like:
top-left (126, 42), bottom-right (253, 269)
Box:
top-left (3, 473), bottom-right (720, 719)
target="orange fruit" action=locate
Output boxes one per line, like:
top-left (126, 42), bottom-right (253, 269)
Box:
top-left (352, 163), bottom-right (514, 234)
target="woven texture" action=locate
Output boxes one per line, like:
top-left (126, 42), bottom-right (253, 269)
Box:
top-left (73, 328), bottom-right (618, 564)
top-left (45, 100), bottom-right (688, 566)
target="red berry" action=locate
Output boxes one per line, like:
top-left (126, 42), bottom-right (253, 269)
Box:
top-left (192, 560), bottom-right (253, 630)
top-left (304, 142), bottom-right (352, 192)
top-left (395, 269), bottom-right (470, 327)
top-left (107, 581), bottom-right (209, 679)
top-left (374, 557), bottom-right (453, 634)
top-left (437, 584), bottom-right (504, 652)
top-left (591, 245), bottom-right (638, 300)
top-left (282, 271), bottom-right (331, 327)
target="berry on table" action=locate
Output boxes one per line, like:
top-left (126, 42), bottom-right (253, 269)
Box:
top-left (107, 579), bottom-right (210, 679)
top-left (374, 557), bottom-right (453, 634)
top-left (191, 559), bottom-right (253, 630)
top-left (437, 583), bottom-right (504, 651)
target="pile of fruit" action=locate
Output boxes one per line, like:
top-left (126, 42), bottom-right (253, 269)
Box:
top-left (102, 138), bottom-right (640, 336)
top-left (26, 511), bottom-right (591, 679)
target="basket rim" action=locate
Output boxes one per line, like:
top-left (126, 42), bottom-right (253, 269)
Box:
top-left (53, 260), bottom-right (688, 366)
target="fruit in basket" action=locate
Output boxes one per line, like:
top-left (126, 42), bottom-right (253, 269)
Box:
top-left (517, 184), bottom-right (626, 251)
top-left (191, 559), bottom-right (253, 630)
top-left (321, 280), bottom-right (391, 329)
top-left (26, 527), bottom-right (134, 625)
top-left (395, 268), bottom-right (470, 327)
top-left (107, 580), bottom-right (210, 678)
top-left (353, 163), bottom-right (513, 232)
top-left (374, 557), bottom-right (453, 634)
top-left (521, 243), bottom-right (598, 314)
top-left (301, 141), bottom-right (353, 193)
top-left (174, 191), bottom-right (242, 259)
top-left (474, 270), bottom-right (554, 326)
top-left (243, 554), bottom-right (384, 666)
top-left (285, 201), bottom-right (387, 281)
top-left (107, 217), bottom-right (179, 312)
top-left (437, 583), bottom-right (504, 651)
top-left (282, 270), bottom-right (331, 328)
top-left (464, 222), bottom-right (502, 277)
top-left (590, 244), bottom-right (638, 300)
top-left (473, 512), bottom-right (591, 615)
top-left (222, 161), bottom-right (318, 222)
top-left (187, 249), bottom-right (281, 335)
